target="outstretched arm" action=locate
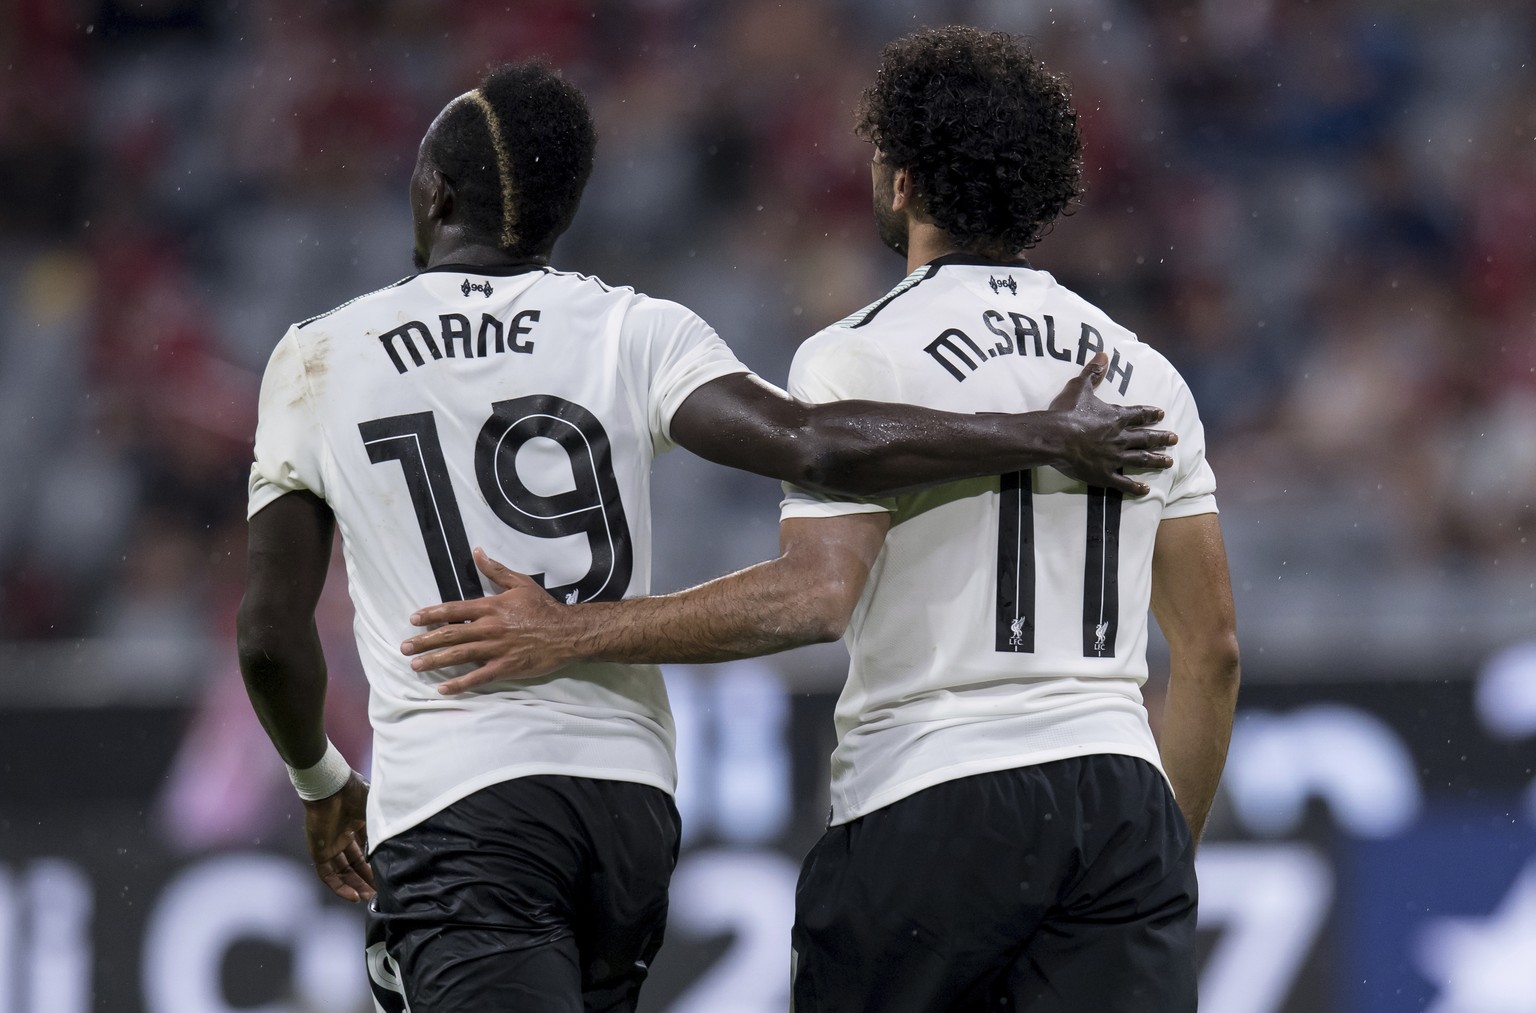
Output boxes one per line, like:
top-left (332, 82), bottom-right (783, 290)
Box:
top-left (672, 353), bottom-right (1174, 498)
top-left (237, 492), bottom-right (374, 903)
top-left (401, 514), bottom-right (890, 693)
top-left (1150, 512), bottom-right (1241, 846)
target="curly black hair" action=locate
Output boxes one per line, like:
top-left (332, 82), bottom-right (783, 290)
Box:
top-left (426, 62), bottom-right (596, 257)
top-left (856, 27), bottom-right (1083, 256)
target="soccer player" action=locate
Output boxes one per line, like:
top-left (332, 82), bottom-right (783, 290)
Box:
top-left (237, 61), bottom-right (1176, 1012)
top-left (403, 30), bottom-right (1240, 1012)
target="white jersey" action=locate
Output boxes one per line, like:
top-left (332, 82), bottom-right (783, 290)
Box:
top-left (249, 264), bottom-right (749, 846)
top-left (781, 255), bottom-right (1218, 826)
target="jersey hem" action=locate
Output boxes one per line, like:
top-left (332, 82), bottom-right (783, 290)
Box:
top-left (1162, 495), bottom-right (1219, 519)
top-left (369, 763), bottom-right (675, 852)
top-left (656, 363), bottom-right (753, 446)
top-left (829, 740), bottom-right (1167, 827)
top-left (779, 497), bottom-right (892, 519)
top-left (247, 476), bottom-right (301, 520)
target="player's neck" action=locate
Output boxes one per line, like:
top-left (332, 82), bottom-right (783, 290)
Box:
top-left (904, 227), bottom-right (1028, 273)
top-left (903, 222), bottom-right (958, 275)
top-left (423, 232), bottom-right (549, 272)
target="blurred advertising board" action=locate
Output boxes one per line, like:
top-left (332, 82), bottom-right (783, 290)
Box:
top-left (2, 651), bottom-right (1534, 1012)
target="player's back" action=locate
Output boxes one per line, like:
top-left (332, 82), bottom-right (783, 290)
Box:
top-left (250, 264), bottom-right (745, 843)
top-left (782, 256), bottom-right (1218, 824)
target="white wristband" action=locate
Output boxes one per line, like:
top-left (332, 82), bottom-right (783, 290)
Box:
top-left (286, 740), bottom-right (352, 801)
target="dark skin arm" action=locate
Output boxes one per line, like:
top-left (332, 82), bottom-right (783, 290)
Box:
top-left (403, 515), bottom-right (889, 692)
top-left (1149, 513), bottom-right (1241, 846)
top-left (236, 491), bottom-right (374, 903)
top-left (673, 352), bottom-right (1175, 498)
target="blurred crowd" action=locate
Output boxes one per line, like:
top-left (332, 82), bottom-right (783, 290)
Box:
top-left (1, 0), bottom-right (1533, 662)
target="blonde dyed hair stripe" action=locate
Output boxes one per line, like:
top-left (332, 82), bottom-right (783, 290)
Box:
top-left (463, 89), bottom-right (518, 249)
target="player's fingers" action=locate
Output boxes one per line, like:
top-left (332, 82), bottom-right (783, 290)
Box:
top-left (316, 859), bottom-right (363, 903)
top-left (401, 621), bottom-right (484, 657)
top-left (410, 642), bottom-right (493, 673)
top-left (1104, 471), bottom-right (1152, 496)
top-left (316, 840), bottom-right (374, 902)
top-left (329, 873), bottom-right (369, 903)
top-left (437, 663), bottom-right (509, 695)
top-left (409, 600), bottom-right (483, 628)
top-left (473, 547), bottom-right (533, 591)
top-left (1120, 450), bottom-right (1172, 472)
top-left (323, 877), bottom-right (361, 903)
top-left (1117, 404), bottom-right (1165, 429)
top-left (332, 865), bottom-right (371, 901)
top-left (337, 853), bottom-right (375, 901)
top-left (1120, 427), bottom-right (1177, 450)
top-left (1075, 351), bottom-right (1108, 391)
top-left (340, 837), bottom-right (374, 886)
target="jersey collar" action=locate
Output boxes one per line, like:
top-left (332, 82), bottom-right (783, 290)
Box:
top-left (923, 253), bottom-right (1033, 271)
top-left (419, 261), bottom-right (549, 278)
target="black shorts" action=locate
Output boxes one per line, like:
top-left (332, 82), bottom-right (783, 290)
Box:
top-left (365, 775), bottom-right (680, 1013)
top-left (791, 755), bottom-right (1197, 1013)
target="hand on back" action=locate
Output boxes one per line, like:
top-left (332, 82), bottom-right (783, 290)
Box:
top-left (401, 548), bottom-right (571, 693)
top-left (1049, 351), bottom-right (1176, 496)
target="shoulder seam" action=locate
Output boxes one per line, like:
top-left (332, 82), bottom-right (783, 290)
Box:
top-left (295, 275), bottom-right (416, 329)
top-left (839, 265), bottom-right (937, 330)
top-left (543, 267), bottom-right (623, 294)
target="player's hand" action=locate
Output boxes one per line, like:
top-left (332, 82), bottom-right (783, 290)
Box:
top-left (302, 771), bottom-right (375, 903)
top-left (401, 548), bottom-right (572, 693)
top-left (1047, 351), bottom-right (1176, 496)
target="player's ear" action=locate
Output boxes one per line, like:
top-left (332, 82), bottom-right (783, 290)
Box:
top-left (890, 167), bottom-right (913, 212)
top-left (427, 169), bottom-right (455, 223)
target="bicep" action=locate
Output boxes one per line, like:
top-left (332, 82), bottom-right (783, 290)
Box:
top-left (242, 491), bottom-right (336, 627)
top-left (1150, 512), bottom-right (1236, 650)
top-left (669, 372), bottom-right (815, 479)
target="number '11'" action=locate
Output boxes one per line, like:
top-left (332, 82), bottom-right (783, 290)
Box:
top-left (995, 472), bottom-right (1122, 657)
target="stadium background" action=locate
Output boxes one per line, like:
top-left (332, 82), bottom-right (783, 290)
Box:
top-left (1, 0), bottom-right (1533, 1010)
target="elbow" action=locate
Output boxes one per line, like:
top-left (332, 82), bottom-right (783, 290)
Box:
top-left (794, 440), bottom-right (845, 494)
top-left (235, 598), bottom-right (292, 683)
top-left (1199, 633), bottom-right (1243, 693)
top-left (798, 575), bottom-right (859, 644)
top-left (795, 430), bottom-right (882, 496)
top-left (1169, 628), bottom-right (1241, 697)
top-left (804, 616), bottom-right (848, 646)
top-left (235, 623), bottom-right (273, 685)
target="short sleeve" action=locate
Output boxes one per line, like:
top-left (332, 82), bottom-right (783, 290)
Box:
top-left (779, 329), bottom-right (900, 521)
top-left (1162, 375), bottom-right (1218, 519)
top-left (248, 328), bottom-right (327, 518)
top-left (628, 297), bottom-right (752, 452)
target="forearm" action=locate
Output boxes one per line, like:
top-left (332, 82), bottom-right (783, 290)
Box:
top-left (1158, 649), bottom-right (1240, 843)
top-left (793, 401), bottom-right (1067, 496)
top-left (237, 612), bottom-right (330, 769)
top-left (560, 557), bottom-right (841, 666)
top-left (405, 516), bottom-right (885, 692)
top-left (671, 366), bottom-right (1169, 499)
